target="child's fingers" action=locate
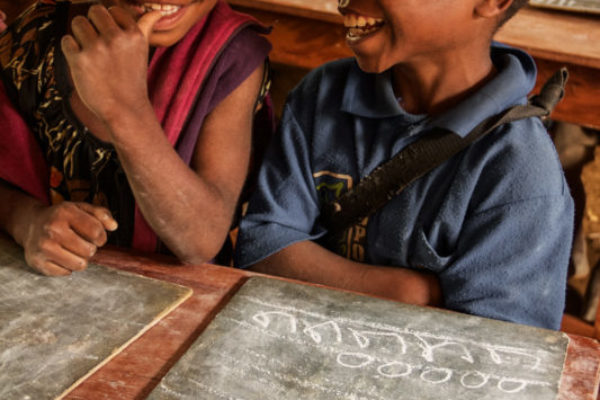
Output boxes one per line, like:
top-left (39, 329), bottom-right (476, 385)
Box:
top-left (35, 260), bottom-right (72, 277)
top-left (47, 242), bottom-right (89, 272)
top-left (136, 10), bottom-right (162, 41)
top-left (107, 5), bottom-right (137, 30)
top-left (87, 4), bottom-right (120, 39)
top-left (70, 219), bottom-right (108, 248)
top-left (27, 248), bottom-right (76, 276)
top-left (64, 204), bottom-right (114, 248)
top-left (60, 35), bottom-right (81, 58)
top-left (76, 203), bottom-right (119, 232)
top-left (70, 15), bottom-right (99, 48)
top-left (60, 228), bottom-right (99, 260)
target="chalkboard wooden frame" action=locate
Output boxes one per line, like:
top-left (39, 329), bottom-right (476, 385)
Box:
top-left (529, 0), bottom-right (600, 14)
top-left (0, 236), bottom-right (192, 400)
top-left (149, 276), bottom-right (570, 400)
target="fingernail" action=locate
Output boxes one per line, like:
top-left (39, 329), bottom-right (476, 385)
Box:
top-left (107, 220), bottom-right (118, 231)
top-left (100, 214), bottom-right (118, 231)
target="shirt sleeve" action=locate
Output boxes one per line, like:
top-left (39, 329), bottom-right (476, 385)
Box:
top-left (438, 161), bottom-right (574, 330)
top-left (203, 26), bottom-right (272, 114)
top-left (235, 104), bottom-right (326, 268)
top-left (174, 25), bottom-right (272, 165)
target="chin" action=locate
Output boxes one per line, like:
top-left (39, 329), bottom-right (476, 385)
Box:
top-left (354, 56), bottom-right (390, 74)
top-left (148, 32), bottom-right (182, 47)
top-left (148, 23), bottom-right (193, 47)
top-left (350, 42), bottom-right (395, 74)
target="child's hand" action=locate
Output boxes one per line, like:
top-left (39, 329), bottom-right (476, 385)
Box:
top-left (60, 4), bottom-right (162, 125)
top-left (22, 202), bottom-right (118, 276)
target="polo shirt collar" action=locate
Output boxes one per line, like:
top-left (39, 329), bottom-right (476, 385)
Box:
top-left (340, 62), bottom-right (405, 119)
top-left (430, 45), bottom-right (537, 137)
top-left (340, 44), bottom-right (537, 137)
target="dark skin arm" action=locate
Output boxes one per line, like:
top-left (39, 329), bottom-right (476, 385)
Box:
top-left (251, 241), bottom-right (442, 306)
top-left (0, 5), bottom-right (261, 275)
top-left (60, 5), bottom-right (261, 264)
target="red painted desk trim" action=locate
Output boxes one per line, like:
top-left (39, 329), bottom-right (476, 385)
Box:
top-left (62, 247), bottom-right (600, 399)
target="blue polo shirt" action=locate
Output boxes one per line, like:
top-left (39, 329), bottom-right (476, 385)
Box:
top-left (236, 44), bottom-right (574, 330)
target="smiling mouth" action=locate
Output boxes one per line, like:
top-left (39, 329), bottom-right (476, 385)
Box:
top-left (343, 13), bottom-right (385, 41)
top-left (140, 2), bottom-right (183, 16)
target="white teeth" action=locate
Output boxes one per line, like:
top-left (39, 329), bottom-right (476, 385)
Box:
top-left (343, 14), bottom-right (383, 29)
top-left (343, 13), bottom-right (383, 40)
top-left (347, 26), bottom-right (379, 39)
top-left (344, 14), bottom-right (357, 27)
top-left (142, 3), bottom-right (182, 16)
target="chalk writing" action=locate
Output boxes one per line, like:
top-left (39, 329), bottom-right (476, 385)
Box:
top-left (236, 295), bottom-right (558, 395)
top-left (148, 277), bottom-right (567, 400)
top-left (348, 328), bottom-right (407, 353)
top-left (337, 352), bottom-right (374, 369)
top-left (253, 311), bottom-right (297, 333)
top-left (303, 321), bottom-right (343, 344)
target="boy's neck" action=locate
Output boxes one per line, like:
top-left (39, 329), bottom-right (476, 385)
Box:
top-left (392, 48), bottom-right (496, 116)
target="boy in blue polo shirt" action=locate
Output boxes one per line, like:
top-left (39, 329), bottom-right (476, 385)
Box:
top-left (235, 0), bottom-right (574, 330)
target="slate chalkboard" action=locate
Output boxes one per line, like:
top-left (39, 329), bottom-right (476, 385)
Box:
top-left (529, 0), bottom-right (600, 14)
top-left (0, 236), bottom-right (192, 400)
top-left (149, 276), bottom-right (568, 400)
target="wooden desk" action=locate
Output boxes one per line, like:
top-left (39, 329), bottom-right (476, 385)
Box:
top-left (48, 247), bottom-right (600, 399)
top-left (229, 0), bottom-right (600, 130)
top-left (64, 249), bottom-right (252, 400)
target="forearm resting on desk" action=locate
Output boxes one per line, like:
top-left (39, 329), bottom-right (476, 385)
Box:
top-left (250, 241), bottom-right (442, 306)
top-left (96, 66), bottom-right (259, 264)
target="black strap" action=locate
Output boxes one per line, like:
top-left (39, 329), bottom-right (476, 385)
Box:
top-left (320, 68), bottom-right (568, 234)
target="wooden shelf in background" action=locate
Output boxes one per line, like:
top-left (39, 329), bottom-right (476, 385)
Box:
top-left (230, 0), bottom-right (600, 129)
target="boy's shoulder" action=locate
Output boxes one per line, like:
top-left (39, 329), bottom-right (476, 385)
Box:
top-left (465, 115), bottom-right (565, 210)
top-left (281, 58), bottom-right (357, 129)
top-left (291, 58), bottom-right (356, 97)
top-left (430, 44), bottom-right (538, 136)
top-left (305, 57), bottom-right (357, 78)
